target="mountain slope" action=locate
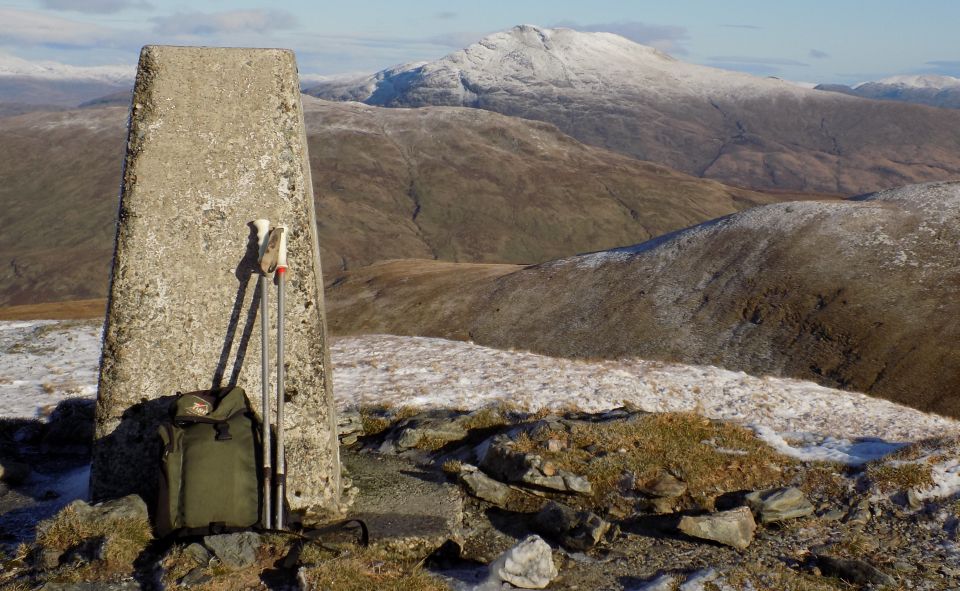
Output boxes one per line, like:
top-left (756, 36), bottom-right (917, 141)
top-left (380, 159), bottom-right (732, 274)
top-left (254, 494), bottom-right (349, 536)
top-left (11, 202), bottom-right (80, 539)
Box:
top-left (305, 25), bottom-right (960, 195)
top-left (816, 75), bottom-right (960, 110)
top-left (327, 181), bottom-right (960, 418)
top-left (0, 98), bottom-right (796, 305)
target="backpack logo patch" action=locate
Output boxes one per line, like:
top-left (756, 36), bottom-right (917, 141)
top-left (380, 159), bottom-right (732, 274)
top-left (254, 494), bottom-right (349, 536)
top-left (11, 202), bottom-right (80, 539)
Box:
top-left (186, 398), bottom-right (211, 416)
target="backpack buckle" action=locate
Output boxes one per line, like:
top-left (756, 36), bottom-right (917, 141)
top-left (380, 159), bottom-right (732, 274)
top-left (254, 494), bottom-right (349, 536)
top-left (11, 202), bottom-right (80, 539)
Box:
top-left (214, 422), bottom-right (232, 441)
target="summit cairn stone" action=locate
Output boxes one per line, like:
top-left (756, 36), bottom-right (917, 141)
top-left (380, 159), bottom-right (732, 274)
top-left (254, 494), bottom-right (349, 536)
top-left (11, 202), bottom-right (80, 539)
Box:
top-left (91, 46), bottom-right (342, 516)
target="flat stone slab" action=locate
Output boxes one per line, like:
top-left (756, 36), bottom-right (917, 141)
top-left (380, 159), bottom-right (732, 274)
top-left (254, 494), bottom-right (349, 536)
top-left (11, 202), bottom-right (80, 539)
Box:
top-left (342, 450), bottom-right (463, 558)
top-left (92, 46), bottom-right (340, 515)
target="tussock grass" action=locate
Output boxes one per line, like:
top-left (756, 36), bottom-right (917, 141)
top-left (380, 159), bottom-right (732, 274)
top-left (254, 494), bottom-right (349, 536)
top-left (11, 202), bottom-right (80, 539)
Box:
top-left (519, 412), bottom-right (793, 506)
top-left (798, 462), bottom-right (852, 498)
top-left (34, 502), bottom-right (152, 581)
top-left (159, 534), bottom-right (290, 590)
top-left (358, 404), bottom-right (423, 437)
top-left (298, 547), bottom-right (450, 591)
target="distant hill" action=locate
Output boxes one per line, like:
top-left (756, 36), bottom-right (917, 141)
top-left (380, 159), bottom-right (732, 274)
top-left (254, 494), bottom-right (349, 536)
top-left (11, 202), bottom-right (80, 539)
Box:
top-left (327, 181), bottom-right (960, 418)
top-left (306, 25), bottom-right (960, 195)
top-left (0, 98), bottom-right (802, 305)
top-left (816, 75), bottom-right (960, 110)
top-left (0, 54), bottom-right (133, 107)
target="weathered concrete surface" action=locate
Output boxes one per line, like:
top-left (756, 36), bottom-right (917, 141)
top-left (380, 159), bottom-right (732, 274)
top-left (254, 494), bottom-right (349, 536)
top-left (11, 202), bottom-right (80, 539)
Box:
top-left (91, 46), bottom-right (341, 516)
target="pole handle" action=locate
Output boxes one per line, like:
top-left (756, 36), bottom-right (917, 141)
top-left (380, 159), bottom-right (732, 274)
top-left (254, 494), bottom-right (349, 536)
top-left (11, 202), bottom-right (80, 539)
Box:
top-left (253, 219), bottom-right (271, 261)
top-left (275, 224), bottom-right (288, 271)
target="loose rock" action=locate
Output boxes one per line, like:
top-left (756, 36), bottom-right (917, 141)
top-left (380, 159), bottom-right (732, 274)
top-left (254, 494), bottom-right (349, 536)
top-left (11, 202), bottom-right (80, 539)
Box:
top-left (815, 555), bottom-right (896, 586)
top-left (677, 507), bottom-right (756, 550)
top-left (745, 487), bottom-right (814, 524)
top-left (534, 501), bottom-right (611, 551)
top-left (203, 531), bottom-right (261, 569)
top-left (845, 499), bottom-right (871, 525)
top-left (638, 472), bottom-right (687, 498)
top-left (459, 465), bottom-right (512, 505)
top-left (628, 573), bottom-right (677, 590)
top-left (479, 435), bottom-right (592, 494)
top-left (487, 535), bottom-right (558, 589)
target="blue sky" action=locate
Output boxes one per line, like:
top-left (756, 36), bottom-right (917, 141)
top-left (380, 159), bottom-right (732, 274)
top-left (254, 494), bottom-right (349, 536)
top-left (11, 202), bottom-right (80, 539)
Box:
top-left (1, 0), bottom-right (958, 84)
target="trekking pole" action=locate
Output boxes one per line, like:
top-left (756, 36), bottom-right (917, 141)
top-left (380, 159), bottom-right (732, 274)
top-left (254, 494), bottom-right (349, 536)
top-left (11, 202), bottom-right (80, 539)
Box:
top-left (253, 219), bottom-right (273, 530)
top-left (274, 224), bottom-right (288, 530)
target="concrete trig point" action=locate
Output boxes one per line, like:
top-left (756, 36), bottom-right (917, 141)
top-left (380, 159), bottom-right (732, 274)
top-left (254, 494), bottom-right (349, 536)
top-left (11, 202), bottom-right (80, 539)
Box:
top-left (91, 46), bottom-right (342, 518)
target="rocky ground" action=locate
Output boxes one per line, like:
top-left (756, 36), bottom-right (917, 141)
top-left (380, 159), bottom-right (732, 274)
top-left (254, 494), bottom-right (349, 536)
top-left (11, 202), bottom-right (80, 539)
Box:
top-left (1, 403), bottom-right (958, 590)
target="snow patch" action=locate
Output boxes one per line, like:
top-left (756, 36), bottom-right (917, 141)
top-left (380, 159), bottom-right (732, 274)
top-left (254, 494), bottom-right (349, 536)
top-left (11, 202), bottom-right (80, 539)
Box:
top-left (2, 322), bottom-right (957, 468)
top-left (858, 74), bottom-right (960, 90)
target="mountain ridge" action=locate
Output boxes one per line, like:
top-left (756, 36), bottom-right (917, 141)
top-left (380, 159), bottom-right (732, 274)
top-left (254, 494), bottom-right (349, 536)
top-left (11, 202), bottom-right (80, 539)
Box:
top-left (305, 25), bottom-right (960, 195)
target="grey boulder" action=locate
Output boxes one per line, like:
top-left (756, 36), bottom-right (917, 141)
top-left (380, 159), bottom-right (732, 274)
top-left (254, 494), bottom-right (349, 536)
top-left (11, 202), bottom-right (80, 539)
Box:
top-left (677, 507), bottom-right (756, 550)
top-left (487, 535), bottom-right (558, 589)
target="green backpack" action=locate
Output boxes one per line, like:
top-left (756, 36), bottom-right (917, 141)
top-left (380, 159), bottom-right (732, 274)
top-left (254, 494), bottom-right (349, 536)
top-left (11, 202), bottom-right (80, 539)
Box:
top-left (155, 386), bottom-right (262, 537)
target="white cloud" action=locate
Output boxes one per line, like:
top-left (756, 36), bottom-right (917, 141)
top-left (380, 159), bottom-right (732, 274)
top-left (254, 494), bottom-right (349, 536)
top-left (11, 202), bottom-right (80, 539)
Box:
top-left (0, 8), bottom-right (118, 47)
top-left (40, 0), bottom-right (152, 14)
top-left (709, 56), bottom-right (810, 67)
top-left (151, 9), bottom-right (297, 36)
top-left (426, 31), bottom-right (489, 48)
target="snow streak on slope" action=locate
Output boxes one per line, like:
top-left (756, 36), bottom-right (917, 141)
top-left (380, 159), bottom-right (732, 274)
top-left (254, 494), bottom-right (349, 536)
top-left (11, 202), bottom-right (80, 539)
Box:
top-left (332, 335), bottom-right (959, 463)
top-left (2, 321), bottom-right (958, 466)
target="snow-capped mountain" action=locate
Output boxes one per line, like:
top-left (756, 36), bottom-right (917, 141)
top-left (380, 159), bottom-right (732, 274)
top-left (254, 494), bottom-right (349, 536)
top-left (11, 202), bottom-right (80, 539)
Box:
top-left (305, 25), bottom-right (960, 195)
top-left (860, 74), bottom-right (960, 90)
top-left (816, 74), bottom-right (960, 109)
top-left (0, 53), bottom-right (134, 84)
top-left (307, 25), bottom-right (817, 106)
top-left (0, 54), bottom-right (134, 107)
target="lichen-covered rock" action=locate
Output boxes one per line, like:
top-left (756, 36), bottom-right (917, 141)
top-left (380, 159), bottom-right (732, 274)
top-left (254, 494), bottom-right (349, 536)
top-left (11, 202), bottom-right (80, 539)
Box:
top-left (677, 507), bottom-right (756, 550)
top-left (487, 535), bottom-right (558, 589)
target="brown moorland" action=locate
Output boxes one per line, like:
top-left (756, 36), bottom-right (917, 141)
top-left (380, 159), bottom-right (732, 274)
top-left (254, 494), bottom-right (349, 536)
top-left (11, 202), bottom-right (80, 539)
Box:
top-left (0, 98), bottom-right (815, 306)
top-left (326, 182), bottom-right (960, 418)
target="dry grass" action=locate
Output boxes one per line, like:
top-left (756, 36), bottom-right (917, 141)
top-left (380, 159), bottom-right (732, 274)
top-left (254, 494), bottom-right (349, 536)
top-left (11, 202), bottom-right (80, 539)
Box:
top-left (358, 403), bottom-right (420, 437)
top-left (724, 561), bottom-right (851, 590)
top-left (798, 462), bottom-right (852, 498)
top-left (34, 502), bottom-right (152, 581)
top-left (518, 412), bottom-right (793, 507)
top-left (0, 299), bottom-right (106, 321)
top-left (864, 461), bottom-right (935, 492)
top-left (298, 547), bottom-right (450, 591)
